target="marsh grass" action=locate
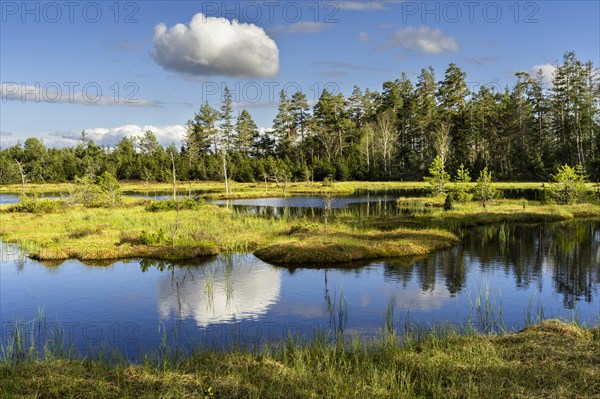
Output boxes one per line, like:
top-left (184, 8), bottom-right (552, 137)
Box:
top-left (3, 180), bottom-right (595, 198)
top-left (0, 200), bottom-right (458, 263)
top-left (0, 189), bottom-right (597, 264)
top-left (0, 204), bottom-right (288, 261)
top-left (253, 226), bottom-right (457, 264)
top-left (1, 295), bottom-right (599, 399)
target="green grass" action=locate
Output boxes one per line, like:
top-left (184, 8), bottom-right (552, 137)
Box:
top-left (0, 319), bottom-right (598, 398)
top-left (3, 180), bottom-right (596, 197)
top-left (0, 199), bottom-right (458, 263)
top-left (1, 194), bottom-right (597, 263)
top-left (363, 197), bottom-right (600, 230)
top-left (429, 199), bottom-right (600, 225)
top-left (254, 226), bottom-right (457, 264)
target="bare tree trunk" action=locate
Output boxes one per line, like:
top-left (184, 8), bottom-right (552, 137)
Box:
top-left (15, 161), bottom-right (26, 196)
top-left (170, 152), bottom-right (177, 200)
top-left (222, 151), bottom-right (229, 195)
top-left (263, 172), bottom-right (268, 192)
top-left (365, 129), bottom-right (370, 172)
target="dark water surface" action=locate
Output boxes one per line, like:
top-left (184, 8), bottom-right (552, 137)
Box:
top-left (1, 220), bottom-right (598, 356)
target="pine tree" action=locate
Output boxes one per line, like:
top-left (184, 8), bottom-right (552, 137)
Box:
top-left (475, 167), bottom-right (496, 210)
top-left (454, 163), bottom-right (472, 203)
top-left (467, 86), bottom-right (500, 172)
top-left (348, 86), bottom-right (365, 127)
top-left (220, 86), bottom-right (235, 152)
top-left (414, 67), bottom-right (437, 168)
top-left (290, 91), bottom-right (310, 142)
top-left (424, 155), bottom-right (450, 195)
top-left (272, 90), bottom-right (295, 155)
top-left (235, 109), bottom-right (259, 156)
top-left (437, 63), bottom-right (469, 170)
top-left (313, 89), bottom-right (352, 161)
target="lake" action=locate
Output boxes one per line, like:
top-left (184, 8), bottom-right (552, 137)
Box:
top-left (1, 219), bottom-right (598, 357)
top-left (210, 195), bottom-right (422, 218)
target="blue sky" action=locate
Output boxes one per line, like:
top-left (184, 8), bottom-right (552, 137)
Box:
top-left (1, 0), bottom-right (598, 147)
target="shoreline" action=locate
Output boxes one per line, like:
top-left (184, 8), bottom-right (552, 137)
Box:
top-left (1, 319), bottom-right (598, 398)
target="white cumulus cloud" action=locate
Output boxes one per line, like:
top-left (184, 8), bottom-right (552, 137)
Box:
top-left (530, 64), bottom-right (556, 85)
top-left (152, 13), bottom-right (279, 78)
top-left (383, 26), bottom-right (460, 55)
top-left (57, 125), bottom-right (187, 147)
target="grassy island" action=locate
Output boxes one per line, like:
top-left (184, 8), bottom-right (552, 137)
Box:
top-left (0, 198), bottom-right (459, 264)
top-left (0, 182), bottom-right (598, 265)
top-left (253, 227), bottom-right (457, 264)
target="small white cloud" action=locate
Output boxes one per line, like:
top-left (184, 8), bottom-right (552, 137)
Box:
top-left (382, 26), bottom-right (460, 55)
top-left (0, 136), bottom-right (79, 149)
top-left (271, 22), bottom-right (330, 34)
top-left (59, 125), bottom-right (187, 147)
top-left (359, 32), bottom-right (370, 42)
top-left (338, 1), bottom-right (386, 11)
top-left (152, 13), bottom-right (279, 78)
top-left (530, 64), bottom-right (556, 85)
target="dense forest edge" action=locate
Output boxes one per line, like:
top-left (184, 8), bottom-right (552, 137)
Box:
top-left (1, 51), bottom-right (599, 185)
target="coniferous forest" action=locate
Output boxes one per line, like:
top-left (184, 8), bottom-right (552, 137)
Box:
top-left (2, 51), bottom-right (599, 184)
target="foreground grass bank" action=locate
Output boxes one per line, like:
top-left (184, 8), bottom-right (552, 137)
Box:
top-left (0, 200), bottom-right (457, 264)
top-left (1, 320), bottom-right (598, 398)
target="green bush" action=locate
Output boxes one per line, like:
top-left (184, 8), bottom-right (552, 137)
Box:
top-left (10, 196), bottom-right (65, 214)
top-left (474, 167), bottom-right (497, 209)
top-left (69, 172), bottom-right (123, 208)
top-left (424, 155), bottom-right (450, 195)
top-left (139, 229), bottom-right (166, 245)
top-left (144, 198), bottom-right (203, 212)
top-left (453, 164), bottom-right (473, 203)
top-left (97, 171), bottom-right (122, 206)
top-left (547, 164), bottom-right (589, 204)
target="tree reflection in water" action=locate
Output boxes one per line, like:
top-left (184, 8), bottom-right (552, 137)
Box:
top-left (382, 220), bottom-right (599, 309)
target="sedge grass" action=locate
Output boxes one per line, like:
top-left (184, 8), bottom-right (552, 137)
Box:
top-left (3, 180), bottom-right (596, 197)
top-left (1, 297), bottom-right (598, 399)
top-left (0, 199), bottom-right (458, 263)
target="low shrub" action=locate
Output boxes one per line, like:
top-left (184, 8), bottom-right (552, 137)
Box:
top-left (145, 198), bottom-right (203, 212)
top-left (9, 196), bottom-right (65, 214)
top-left (139, 229), bottom-right (167, 245)
top-left (117, 229), bottom-right (167, 246)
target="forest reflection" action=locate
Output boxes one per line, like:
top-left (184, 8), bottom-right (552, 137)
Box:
top-left (382, 220), bottom-right (600, 308)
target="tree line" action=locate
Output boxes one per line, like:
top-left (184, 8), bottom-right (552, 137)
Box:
top-left (1, 51), bottom-right (598, 185)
